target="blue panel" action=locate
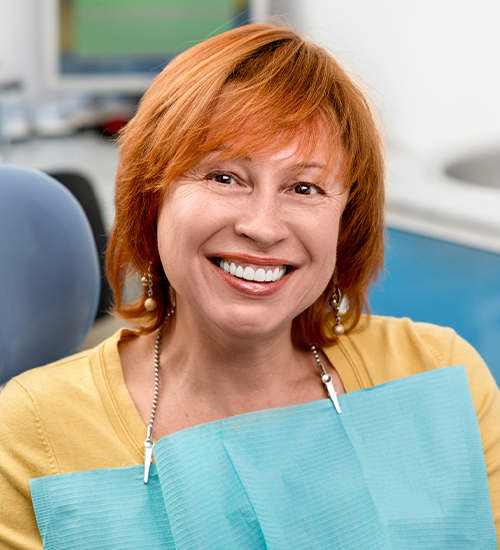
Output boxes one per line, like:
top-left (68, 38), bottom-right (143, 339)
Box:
top-left (369, 228), bottom-right (500, 384)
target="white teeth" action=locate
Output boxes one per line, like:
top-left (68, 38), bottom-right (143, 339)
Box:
top-left (217, 259), bottom-right (288, 283)
top-left (254, 268), bottom-right (266, 282)
top-left (242, 266), bottom-right (255, 280)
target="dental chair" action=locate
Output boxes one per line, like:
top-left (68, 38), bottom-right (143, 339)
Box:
top-left (47, 171), bottom-right (112, 319)
top-left (0, 165), bottom-right (100, 385)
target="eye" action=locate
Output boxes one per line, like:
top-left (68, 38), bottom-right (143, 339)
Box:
top-left (206, 172), bottom-right (238, 185)
top-left (293, 183), bottom-right (322, 195)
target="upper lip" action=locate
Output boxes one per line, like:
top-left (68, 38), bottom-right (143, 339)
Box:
top-left (210, 253), bottom-right (297, 268)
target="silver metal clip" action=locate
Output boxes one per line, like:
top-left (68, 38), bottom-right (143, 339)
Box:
top-left (321, 373), bottom-right (342, 414)
top-left (143, 425), bottom-right (154, 484)
top-left (311, 344), bottom-right (342, 414)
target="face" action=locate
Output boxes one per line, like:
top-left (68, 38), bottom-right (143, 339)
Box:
top-left (157, 132), bottom-right (348, 342)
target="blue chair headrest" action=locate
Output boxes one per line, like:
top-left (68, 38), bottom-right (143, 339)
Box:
top-left (0, 165), bottom-right (100, 384)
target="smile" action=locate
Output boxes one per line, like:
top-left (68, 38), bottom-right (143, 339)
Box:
top-left (216, 259), bottom-right (288, 283)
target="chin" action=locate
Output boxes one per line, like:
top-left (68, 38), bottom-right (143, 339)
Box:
top-left (212, 308), bottom-right (293, 343)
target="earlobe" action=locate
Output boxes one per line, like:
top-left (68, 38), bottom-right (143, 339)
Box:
top-left (168, 285), bottom-right (177, 309)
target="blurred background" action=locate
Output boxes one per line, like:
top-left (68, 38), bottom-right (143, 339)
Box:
top-left (0, 0), bottom-right (499, 379)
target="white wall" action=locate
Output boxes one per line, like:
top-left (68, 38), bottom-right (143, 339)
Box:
top-left (271, 0), bottom-right (500, 154)
top-left (1, 0), bottom-right (499, 153)
top-left (0, 0), bottom-right (42, 108)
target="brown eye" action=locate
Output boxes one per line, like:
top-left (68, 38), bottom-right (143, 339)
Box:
top-left (294, 183), bottom-right (319, 195)
top-left (209, 172), bottom-right (237, 185)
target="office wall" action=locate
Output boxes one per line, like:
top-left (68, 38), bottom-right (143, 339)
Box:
top-left (272, 0), bottom-right (500, 154)
top-left (1, 0), bottom-right (499, 153)
top-left (0, 0), bottom-right (42, 107)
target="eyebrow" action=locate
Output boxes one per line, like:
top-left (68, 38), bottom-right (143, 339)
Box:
top-left (292, 162), bottom-right (327, 170)
top-left (202, 149), bottom-right (327, 171)
top-left (232, 156), bottom-right (327, 171)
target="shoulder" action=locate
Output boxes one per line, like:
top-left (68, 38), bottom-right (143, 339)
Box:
top-left (338, 315), bottom-right (499, 417)
top-left (0, 348), bottom-right (98, 546)
top-left (0, 347), bottom-right (93, 425)
top-left (0, 329), bottom-right (130, 473)
top-left (0, 331), bottom-right (133, 549)
top-left (6, 348), bottom-right (92, 392)
top-left (1, 345), bottom-right (96, 424)
top-left (327, 315), bottom-right (498, 409)
top-left (347, 315), bottom-right (482, 373)
top-left (1, 327), bottom-right (131, 409)
top-left (0, 344), bottom-right (99, 467)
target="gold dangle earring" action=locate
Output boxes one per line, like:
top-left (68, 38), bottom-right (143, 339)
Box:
top-left (142, 263), bottom-right (158, 311)
top-left (330, 286), bottom-right (345, 336)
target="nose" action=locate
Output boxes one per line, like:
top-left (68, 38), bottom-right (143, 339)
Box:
top-left (234, 190), bottom-right (289, 248)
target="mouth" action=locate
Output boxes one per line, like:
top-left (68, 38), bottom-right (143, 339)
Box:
top-left (212, 257), bottom-right (291, 283)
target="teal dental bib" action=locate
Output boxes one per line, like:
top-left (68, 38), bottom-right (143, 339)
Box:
top-left (30, 366), bottom-right (496, 549)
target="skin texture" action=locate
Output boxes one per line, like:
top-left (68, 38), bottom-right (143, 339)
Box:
top-left (119, 134), bottom-right (348, 438)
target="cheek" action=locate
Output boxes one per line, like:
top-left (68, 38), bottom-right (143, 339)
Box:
top-left (306, 204), bottom-right (343, 252)
top-left (305, 210), bottom-right (343, 282)
top-left (156, 198), bottom-right (192, 284)
top-left (316, 231), bottom-right (340, 278)
top-left (156, 193), bottom-right (227, 274)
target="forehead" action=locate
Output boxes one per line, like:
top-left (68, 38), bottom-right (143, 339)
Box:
top-left (254, 135), bottom-right (331, 165)
top-left (199, 121), bottom-right (343, 182)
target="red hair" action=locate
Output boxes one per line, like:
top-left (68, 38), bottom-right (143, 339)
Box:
top-left (106, 23), bottom-right (385, 346)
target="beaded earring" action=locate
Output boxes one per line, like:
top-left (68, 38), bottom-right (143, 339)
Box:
top-left (141, 263), bottom-right (158, 311)
top-left (330, 286), bottom-right (345, 336)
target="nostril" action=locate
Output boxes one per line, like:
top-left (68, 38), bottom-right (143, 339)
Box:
top-left (234, 207), bottom-right (287, 246)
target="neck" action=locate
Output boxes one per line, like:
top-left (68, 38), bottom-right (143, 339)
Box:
top-left (159, 309), bottom-right (320, 416)
top-left (119, 307), bottom-right (344, 440)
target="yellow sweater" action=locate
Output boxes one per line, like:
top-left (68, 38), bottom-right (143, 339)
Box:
top-left (1, 316), bottom-right (499, 549)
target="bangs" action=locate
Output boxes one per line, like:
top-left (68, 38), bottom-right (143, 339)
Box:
top-left (199, 106), bottom-right (344, 187)
top-left (199, 37), bottom-right (354, 186)
top-left (144, 33), bottom-right (350, 191)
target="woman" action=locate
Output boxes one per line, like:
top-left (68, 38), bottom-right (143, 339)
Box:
top-left (1, 23), bottom-right (499, 549)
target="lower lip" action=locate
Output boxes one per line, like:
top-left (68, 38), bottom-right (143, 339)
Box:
top-left (210, 261), bottom-right (291, 296)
